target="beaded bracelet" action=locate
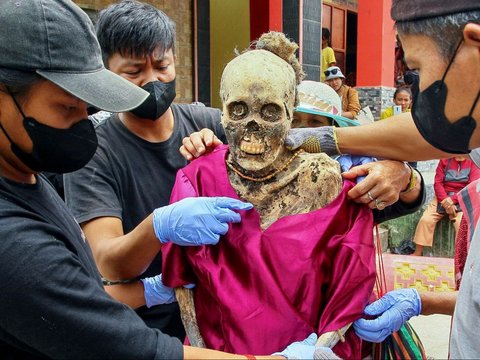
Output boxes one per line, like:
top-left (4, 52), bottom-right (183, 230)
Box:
top-left (102, 277), bottom-right (137, 286)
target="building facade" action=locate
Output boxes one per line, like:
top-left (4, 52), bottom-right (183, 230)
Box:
top-left (74, 0), bottom-right (397, 118)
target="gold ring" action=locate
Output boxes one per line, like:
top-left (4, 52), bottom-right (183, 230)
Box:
top-left (375, 199), bottom-right (386, 210)
top-left (367, 191), bottom-right (375, 201)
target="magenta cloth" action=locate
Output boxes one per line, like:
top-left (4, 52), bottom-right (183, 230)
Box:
top-left (162, 145), bottom-right (376, 358)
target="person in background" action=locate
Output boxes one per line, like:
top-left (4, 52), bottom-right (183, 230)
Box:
top-left (320, 28), bottom-right (336, 82)
top-left (324, 66), bottom-right (361, 119)
top-left (380, 86), bottom-right (412, 120)
top-left (293, 80), bottom-right (359, 128)
top-left (412, 156), bottom-right (480, 255)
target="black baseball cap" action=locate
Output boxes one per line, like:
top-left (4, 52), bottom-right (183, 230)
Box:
top-left (392, 0), bottom-right (480, 21)
top-left (0, 0), bottom-right (148, 112)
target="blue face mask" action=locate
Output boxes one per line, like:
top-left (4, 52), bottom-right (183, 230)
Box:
top-left (411, 41), bottom-right (479, 154)
top-left (130, 80), bottom-right (176, 120)
top-left (0, 89), bottom-right (98, 173)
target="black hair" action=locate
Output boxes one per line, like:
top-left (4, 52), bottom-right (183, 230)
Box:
top-left (394, 86), bottom-right (412, 100)
top-left (322, 28), bottom-right (331, 41)
top-left (95, 0), bottom-right (176, 66)
top-left (322, 27), bottom-right (332, 47)
top-left (396, 10), bottom-right (480, 61)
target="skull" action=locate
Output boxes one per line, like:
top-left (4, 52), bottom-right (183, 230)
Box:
top-left (220, 50), bottom-right (296, 173)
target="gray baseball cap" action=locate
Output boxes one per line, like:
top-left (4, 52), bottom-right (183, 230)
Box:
top-left (0, 0), bottom-right (148, 112)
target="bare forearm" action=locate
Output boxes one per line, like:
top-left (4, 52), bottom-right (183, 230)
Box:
top-left (104, 282), bottom-right (146, 309)
top-left (107, 215), bottom-right (161, 278)
top-left (419, 291), bottom-right (457, 316)
top-left (83, 215), bottom-right (162, 279)
top-left (336, 113), bottom-right (454, 161)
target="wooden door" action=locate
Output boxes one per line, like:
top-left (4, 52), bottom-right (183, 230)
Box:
top-left (322, 4), bottom-right (346, 74)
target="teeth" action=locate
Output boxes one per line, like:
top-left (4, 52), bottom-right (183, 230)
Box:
top-left (240, 140), bottom-right (265, 154)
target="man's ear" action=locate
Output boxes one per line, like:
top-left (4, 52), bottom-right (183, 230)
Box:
top-left (463, 23), bottom-right (480, 48)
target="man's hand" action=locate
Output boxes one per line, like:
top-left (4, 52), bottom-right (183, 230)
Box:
top-left (353, 288), bottom-right (422, 343)
top-left (180, 128), bottom-right (223, 161)
top-left (153, 197), bottom-right (253, 246)
top-left (342, 160), bottom-right (411, 210)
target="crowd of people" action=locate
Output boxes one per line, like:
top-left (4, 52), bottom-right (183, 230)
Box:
top-left (320, 29), bottom-right (416, 123)
top-left (0, 0), bottom-right (479, 359)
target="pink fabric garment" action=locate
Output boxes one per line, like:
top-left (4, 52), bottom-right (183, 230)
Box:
top-left (162, 145), bottom-right (376, 358)
top-left (454, 179), bottom-right (480, 288)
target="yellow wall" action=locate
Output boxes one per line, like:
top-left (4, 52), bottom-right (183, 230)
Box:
top-left (210, 1), bottom-right (250, 108)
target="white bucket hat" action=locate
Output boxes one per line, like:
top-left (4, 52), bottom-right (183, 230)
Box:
top-left (324, 66), bottom-right (345, 81)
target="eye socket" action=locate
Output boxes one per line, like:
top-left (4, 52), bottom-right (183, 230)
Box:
top-left (261, 104), bottom-right (281, 122)
top-left (228, 102), bottom-right (248, 120)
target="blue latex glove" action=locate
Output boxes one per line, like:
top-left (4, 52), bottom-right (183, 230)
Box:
top-left (153, 197), bottom-right (253, 246)
top-left (334, 154), bottom-right (376, 183)
top-left (141, 274), bottom-right (176, 308)
top-left (141, 274), bottom-right (195, 308)
top-left (353, 288), bottom-right (422, 343)
top-left (272, 333), bottom-right (318, 359)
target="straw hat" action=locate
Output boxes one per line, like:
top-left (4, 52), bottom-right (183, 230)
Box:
top-left (296, 80), bottom-right (359, 127)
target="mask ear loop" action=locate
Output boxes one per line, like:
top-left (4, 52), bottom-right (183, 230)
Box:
top-left (468, 90), bottom-right (480, 117)
top-left (440, 40), bottom-right (464, 87)
top-left (5, 86), bottom-right (27, 118)
top-left (0, 87), bottom-right (23, 145)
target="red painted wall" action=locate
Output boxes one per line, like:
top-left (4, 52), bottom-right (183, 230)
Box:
top-left (249, 0), bottom-right (282, 42)
top-left (356, 0), bottom-right (395, 87)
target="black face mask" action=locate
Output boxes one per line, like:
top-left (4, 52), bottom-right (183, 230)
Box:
top-left (412, 41), bottom-right (480, 154)
top-left (130, 80), bottom-right (176, 120)
top-left (0, 90), bottom-right (98, 174)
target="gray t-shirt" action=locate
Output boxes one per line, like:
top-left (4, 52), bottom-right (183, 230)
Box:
top-left (450, 184), bottom-right (480, 358)
top-left (64, 103), bottom-right (225, 337)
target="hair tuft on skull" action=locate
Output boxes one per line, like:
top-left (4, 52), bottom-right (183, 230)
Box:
top-left (252, 31), bottom-right (305, 86)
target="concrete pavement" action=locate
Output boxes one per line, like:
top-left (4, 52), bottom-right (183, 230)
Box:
top-left (409, 314), bottom-right (451, 359)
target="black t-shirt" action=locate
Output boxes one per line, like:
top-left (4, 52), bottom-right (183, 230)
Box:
top-left (64, 104), bottom-right (225, 336)
top-left (0, 175), bottom-right (182, 359)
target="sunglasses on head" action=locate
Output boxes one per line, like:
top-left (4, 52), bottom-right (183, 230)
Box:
top-left (324, 68), bottom-right (339, 77)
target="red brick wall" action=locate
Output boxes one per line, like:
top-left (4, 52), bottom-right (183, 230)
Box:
top-left (74, 0), bottom-right (194, 104)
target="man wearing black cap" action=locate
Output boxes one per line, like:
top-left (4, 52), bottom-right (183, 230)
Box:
top-left (286, 1), bottom-right (480, 357)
